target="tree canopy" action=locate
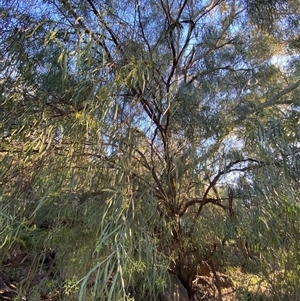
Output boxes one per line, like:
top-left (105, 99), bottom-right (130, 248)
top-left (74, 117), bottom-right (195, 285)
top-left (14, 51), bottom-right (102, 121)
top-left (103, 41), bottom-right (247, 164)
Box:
top-left (1, 0), bottom-right (300, 300)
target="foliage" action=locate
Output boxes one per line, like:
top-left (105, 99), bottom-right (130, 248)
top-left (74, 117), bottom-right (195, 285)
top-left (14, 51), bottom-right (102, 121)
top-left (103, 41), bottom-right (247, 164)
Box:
top-left (1, 0), bottom-right (300, 300)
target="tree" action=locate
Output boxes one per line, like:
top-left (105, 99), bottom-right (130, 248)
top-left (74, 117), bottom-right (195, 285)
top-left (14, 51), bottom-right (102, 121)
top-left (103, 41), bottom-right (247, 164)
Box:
top-left (1, 0), bottom-right (300, 300)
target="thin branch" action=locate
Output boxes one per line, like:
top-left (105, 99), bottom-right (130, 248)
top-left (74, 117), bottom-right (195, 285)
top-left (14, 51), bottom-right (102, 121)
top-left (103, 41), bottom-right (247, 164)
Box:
top-left (194, 0), bottom-right (223, 21)
top-left (59, 0), bottom-right (113, 61)
top-left (85, 0), bottom-right (119, 47)
top-left (136, 0), bottom-right (151, 54)
top-left (190, 157), bottom-right (283, 219)
top-left (259, 79), bottom-right (300, 109)
top-left (179, 197), bottom-right (228, 216)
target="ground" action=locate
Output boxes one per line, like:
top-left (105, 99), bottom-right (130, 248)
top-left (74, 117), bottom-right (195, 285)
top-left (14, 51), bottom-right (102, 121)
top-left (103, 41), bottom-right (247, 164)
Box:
top-left (0, 242), bottom-right (282, 301)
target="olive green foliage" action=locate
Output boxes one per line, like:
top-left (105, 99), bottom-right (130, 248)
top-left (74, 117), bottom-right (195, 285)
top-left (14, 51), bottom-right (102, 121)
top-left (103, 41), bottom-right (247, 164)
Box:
top-left (1, 0), bottom-right (300, 300)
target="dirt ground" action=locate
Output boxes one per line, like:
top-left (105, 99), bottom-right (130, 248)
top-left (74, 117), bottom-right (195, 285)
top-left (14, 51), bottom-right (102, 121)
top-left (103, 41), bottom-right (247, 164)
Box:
top-left (0, 243), bottom-right (274, 301)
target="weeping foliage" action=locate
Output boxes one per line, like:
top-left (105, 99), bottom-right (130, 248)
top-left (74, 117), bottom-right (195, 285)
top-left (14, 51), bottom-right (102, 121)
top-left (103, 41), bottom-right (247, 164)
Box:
top-left (1, 0), bottom-right (300, 300)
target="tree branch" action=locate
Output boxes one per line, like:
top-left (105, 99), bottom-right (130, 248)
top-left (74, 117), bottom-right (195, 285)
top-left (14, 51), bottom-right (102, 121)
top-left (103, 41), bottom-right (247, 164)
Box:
top-left (259, 79), bottom-right (300, 109)
top-left (179, 197), bottom-right (228, 217)
top-left (85, 0), bottom-right (119, 47)
top-left (190, 157), bottom-right (284, 219)
top-left (59, 0), bottom-right (113, 61)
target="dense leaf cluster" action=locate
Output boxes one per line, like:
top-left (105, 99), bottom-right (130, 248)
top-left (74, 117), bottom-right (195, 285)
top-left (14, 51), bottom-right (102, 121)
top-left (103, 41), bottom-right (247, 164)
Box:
top-left (1, 0), bottom-right (300, 300)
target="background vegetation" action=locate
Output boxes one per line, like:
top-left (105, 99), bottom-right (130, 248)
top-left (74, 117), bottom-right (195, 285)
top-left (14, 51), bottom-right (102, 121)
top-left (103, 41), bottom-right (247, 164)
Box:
top-left (1, 0), bottom-right (300, 300)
